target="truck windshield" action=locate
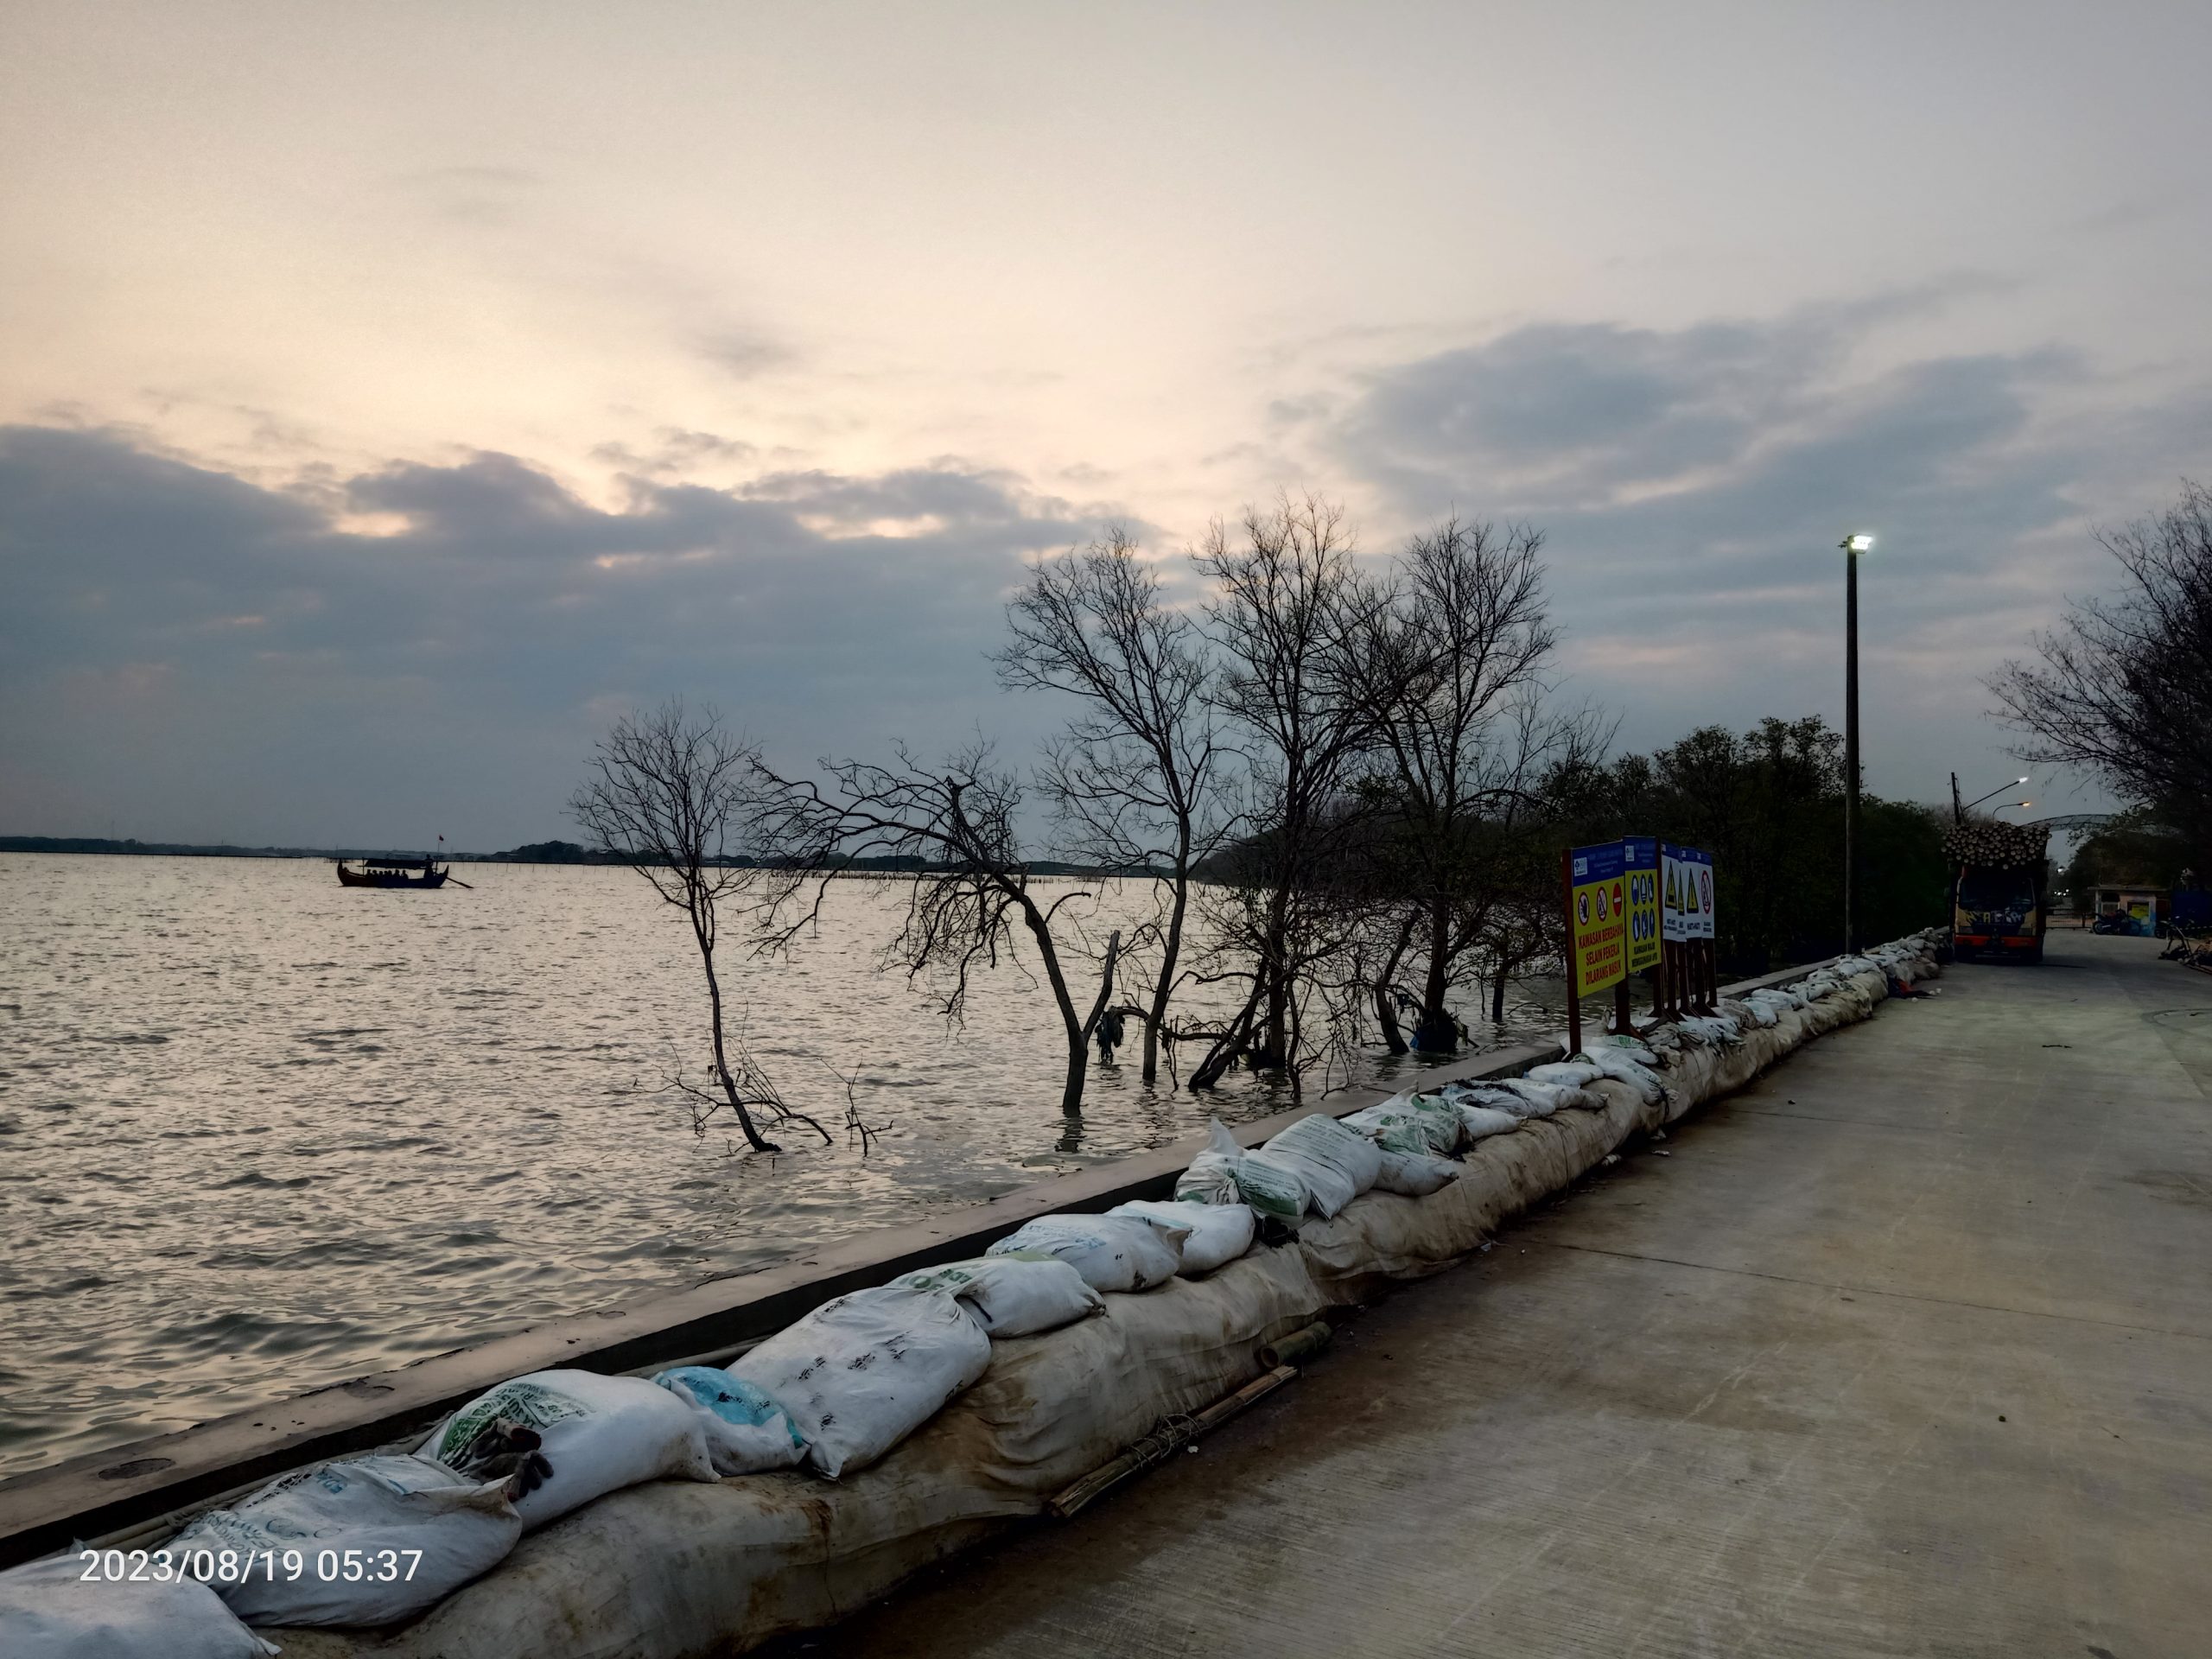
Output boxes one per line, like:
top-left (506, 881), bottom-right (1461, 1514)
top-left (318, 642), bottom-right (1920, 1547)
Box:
top-left (1959, 868), bottom-right (2035, 909)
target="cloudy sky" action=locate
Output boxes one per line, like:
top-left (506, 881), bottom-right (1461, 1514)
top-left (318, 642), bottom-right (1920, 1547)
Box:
top-left (3, 1), bottom-right (2207, 848)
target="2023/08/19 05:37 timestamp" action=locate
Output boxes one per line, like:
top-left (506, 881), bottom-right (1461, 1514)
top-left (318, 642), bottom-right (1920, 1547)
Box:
top-left (78, 1545), bottom-right (423, 1586)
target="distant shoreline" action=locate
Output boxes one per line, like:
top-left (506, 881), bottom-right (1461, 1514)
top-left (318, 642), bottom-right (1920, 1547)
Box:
top-left (0, 836), bottom-right (1152, 877)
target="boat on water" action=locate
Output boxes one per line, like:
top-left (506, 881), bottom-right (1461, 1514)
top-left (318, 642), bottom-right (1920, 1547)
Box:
top-left (336, 855), bottom-right (451, 889)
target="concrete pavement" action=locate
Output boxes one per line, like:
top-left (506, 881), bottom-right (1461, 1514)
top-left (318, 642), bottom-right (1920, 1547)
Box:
top-left (805, 932), bottom-right (2212, 1659)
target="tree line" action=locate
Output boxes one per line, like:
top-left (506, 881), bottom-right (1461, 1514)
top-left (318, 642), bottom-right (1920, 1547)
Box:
top-left (573, 493), bottom-right (1956, 1152)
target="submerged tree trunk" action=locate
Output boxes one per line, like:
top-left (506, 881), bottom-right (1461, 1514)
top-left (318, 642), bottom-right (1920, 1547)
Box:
top-left (1142, 876), bottom-right (1188, 1084)
top-left (1373, 908), bottom-right (1418, 1055)
top-left (1191, 980), bottom-right (1264, 1090)
top-left (695, 920), bottom-right (776, 1152)
top-left (1413, 896), bottom-right (1457, 1051)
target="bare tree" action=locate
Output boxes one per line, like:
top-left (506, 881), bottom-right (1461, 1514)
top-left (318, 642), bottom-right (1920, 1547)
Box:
top-left (1189, 494), bottom-right (1382, 1090)
top-left (747, 743), bottom-right (1123, 1117)
top-left (570, 701), bottom-right (824, 1154)
top-left (1342, 519), bottom-right (1604, 1047)
top-left (995, 526), bottom-right (1235, 1083)
top-left (1988, 481), bottom-right (2212, 855)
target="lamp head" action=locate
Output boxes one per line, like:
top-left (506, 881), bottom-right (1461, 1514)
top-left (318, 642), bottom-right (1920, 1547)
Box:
top-left (1841, 532), bottom-right (1876, 554)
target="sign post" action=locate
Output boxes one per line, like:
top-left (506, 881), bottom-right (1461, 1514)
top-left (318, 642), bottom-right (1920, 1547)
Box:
top-left (1662, 842), bottom-right (1716, 1018)
top-left (1564, 840), bottom-right (1629, 1058)
top-left (1620, 836), bottom-right (1659, 1036)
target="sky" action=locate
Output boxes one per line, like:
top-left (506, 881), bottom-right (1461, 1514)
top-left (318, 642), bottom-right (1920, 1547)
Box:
top-left (3, 1), bottom-right (2208, 849)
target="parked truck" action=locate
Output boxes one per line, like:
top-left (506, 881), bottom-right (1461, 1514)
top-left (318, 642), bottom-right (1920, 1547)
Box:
top-left (1945, 821), bottom-right (2050, 964)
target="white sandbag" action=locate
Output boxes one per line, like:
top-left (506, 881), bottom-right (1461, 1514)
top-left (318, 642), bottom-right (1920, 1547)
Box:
top-left (985, 1214), bottom-right (1186, 1292)
top-left (421, 1368), bottom-right (716, 1530)
top-left (1579, 1046), bottom-right (1666, 1105)
top-left (1173, 1119), bottom-right (1244, 1205)
top-left (1451, 1100), bottom-right (1522, 1141)
top-left (1248, 1113), bottom-right (1383, 1218)
top-left (652, 1367), bottom-right (809, 1474)
top-left (1375, 1093), bottom-right (1467, 1154)
top-left (1343, 1106), bottom-right (1439, 1157)
top-left (890, 1254), bottom-right (1104, 1338)
top-left (163, 1452), bottom-right (519, 1627)
top-left (1527, 1061), bottom-right (1603, 1089)
top-left (0, 1554), bottom-right (277, 1659)
top-left (730, 1285), bottom-right (992, 1479)
top-left (1230, 1151), bottom-right (1310, 1223)
top-left (1372, 1148), bottom-right (1462, 1197)
top-left (1174, 1121), bottom-right (1307, 1224)
top-left (1508, 1077), bottom-right (1602, 1112)
top-left (1586, 1035), bottom-right (1661, 1065)
top-left (1108, 1199), bottom-right (1256, 1274)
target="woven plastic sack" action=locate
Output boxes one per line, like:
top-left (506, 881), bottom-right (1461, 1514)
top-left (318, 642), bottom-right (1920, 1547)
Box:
top-left (890, 1254), bottom-right (1104, 1338)
top-left (420, 1369), bottom-right (715, 1530)
top-left (0, 1554), bottom-right (278, 1659)
top-left (1173, 1118), bottom-right (1247, 1205)
top-left (1340, 1105), bottom-right (1434, 1156)
top-left (1108, 1199), bottom-right (1256, 1274)
top-left (653, 1367), bottom-right (809, 1474)
top-left (1247, 1113), bottom-right (1382, 1217)
top-left (730, 1286), bottom-right (992, 1478)
top-left (985, 1213), bottom-right (1186, 1292)
top-left (168, 1453), bottom-right (520, 1627)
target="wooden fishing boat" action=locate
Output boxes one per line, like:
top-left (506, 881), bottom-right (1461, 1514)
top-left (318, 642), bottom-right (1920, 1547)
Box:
top-left (335, 855), bottom-right (451, 889)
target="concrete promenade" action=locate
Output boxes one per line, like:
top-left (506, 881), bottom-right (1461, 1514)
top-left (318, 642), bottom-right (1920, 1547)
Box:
top-left (814, 932), bottom-right (2212, 1658)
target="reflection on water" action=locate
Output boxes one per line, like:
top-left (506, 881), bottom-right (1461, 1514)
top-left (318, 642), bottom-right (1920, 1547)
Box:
top-left (0, 854), bottom-right (1563, 1476)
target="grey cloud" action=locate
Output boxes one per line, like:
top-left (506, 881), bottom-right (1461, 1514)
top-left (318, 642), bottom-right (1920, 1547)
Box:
top-left (1331, 302), bottom-right (2204, 805)
top-left (591, 428), bottom-right (760, 476)
top-left (0, 428), bottom-right (1097, 844)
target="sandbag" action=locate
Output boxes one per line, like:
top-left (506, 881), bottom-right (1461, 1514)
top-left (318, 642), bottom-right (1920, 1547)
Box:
top-left (1372, 1148), bottom-right (1462, 1197)
top-left (652, 1367), bottom-right (809, 1474)
top-left (889, 1254), bottom-right (1104, 1338)
top-left (1526, 1061), bottom-right (1603, 1089)
top-left (0, 1554), bottom-right (277, 1659)
top-left (1108, 1199), bottom-right (1257, 1274)
top-left (986, 1213), bottom-right (1187, 1292)
top-left (1173, 1118), bottom-right (1245, 1205)
top-left (1578, 1046), bottom-right (1666, 1105)
top-left (1464, 1082), bottom-right (1554, 1120)
top-left (1342, 1107), bottom-right (1429, 1156)
top-left (1451, 1100), bottom-right (1522, 1141)
top-left (1496, 1077), bottom-right (1600, 1115)
top-left (162, 1452), bottom-right (519, 1628)
top-left (1230, 1150), bottom-right (1309, 1223)
top-left (1348, 1094), bottom-right (1464, 1155)
top-left (421, 1369), bottom-right (716, 1529)
top-left (1172, 1120), bottom-right (1308, 1224)
top-left (1248, 1113), bottom-right (1382, 1218)
top-left (731, 1286), bottom-right (993, 1479)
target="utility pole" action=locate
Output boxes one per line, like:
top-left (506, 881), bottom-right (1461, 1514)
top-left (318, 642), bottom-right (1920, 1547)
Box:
top-left (1840, 534), bottom-right (1874, 954)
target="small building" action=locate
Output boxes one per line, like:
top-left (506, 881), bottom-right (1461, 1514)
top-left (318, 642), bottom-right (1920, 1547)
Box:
top-left (2093, 887), bottom-right (2164, 935)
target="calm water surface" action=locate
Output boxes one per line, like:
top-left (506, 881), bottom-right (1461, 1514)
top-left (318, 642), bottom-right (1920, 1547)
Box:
top-left (0, 853), bottom-right (1561, 1476)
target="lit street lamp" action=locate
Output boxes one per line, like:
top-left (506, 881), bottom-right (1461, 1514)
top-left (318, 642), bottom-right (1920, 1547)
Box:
top-left (1955, 773), bottom-right (2030, 817)
top-left (1840, 532), bottom-right (1875, 952)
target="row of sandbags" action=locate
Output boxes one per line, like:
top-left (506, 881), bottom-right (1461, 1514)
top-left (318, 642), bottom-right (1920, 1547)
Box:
top-left (4, 1227), bottom-right (1266, 1642)
top-left (2, 932), bottom-right (1942, 1656)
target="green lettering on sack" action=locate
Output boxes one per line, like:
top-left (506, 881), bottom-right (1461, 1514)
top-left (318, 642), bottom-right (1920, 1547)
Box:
top-left (437, 1381), bottom-right (588, 1460)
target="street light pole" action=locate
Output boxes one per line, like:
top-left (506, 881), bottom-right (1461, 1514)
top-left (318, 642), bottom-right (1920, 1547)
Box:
top-left (1840, 534), bottom-right (1875, 953)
